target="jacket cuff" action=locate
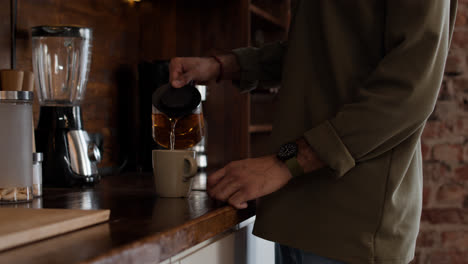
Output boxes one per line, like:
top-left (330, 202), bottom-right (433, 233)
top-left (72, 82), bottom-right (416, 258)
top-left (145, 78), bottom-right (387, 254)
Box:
top-left (232, 47), bottom-right (261, 81)
top-left (232, 80), bottom-right (258, 93)
top-left (303, 121), bottom-right (355, 178)
top-left (231, 48), bottom-right (260, 92)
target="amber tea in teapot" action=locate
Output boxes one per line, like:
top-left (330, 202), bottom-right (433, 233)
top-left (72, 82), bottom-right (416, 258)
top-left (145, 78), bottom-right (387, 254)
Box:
top-left (152, 83), bottom-right (205, 150)
top-left (152, 105), bottom-right (204, 150)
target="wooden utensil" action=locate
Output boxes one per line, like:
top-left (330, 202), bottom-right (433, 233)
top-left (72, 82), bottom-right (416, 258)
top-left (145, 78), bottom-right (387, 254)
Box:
top-left (0, 69), bottom-right (24, 91)
top-left (21, 71), bottom-right (36, 153)
top-left (22, 71), bottom-right (34, 92)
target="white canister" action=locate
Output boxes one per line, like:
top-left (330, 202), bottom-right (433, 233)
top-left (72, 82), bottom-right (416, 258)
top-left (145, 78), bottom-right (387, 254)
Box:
top-left (0, 91), bottom-right (33, 203)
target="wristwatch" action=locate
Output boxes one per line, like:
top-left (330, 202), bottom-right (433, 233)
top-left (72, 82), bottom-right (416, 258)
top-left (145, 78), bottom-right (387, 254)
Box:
top-left (277, 142), bottom-right (304, 178)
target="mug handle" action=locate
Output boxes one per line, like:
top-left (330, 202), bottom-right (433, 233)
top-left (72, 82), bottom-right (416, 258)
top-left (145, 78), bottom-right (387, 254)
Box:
top-left (183, 156), bottom-right (198, 181)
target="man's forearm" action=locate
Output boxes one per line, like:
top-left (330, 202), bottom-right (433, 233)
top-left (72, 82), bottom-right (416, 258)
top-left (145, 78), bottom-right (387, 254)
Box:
top-left (213, 53), bottom-right (241, 80)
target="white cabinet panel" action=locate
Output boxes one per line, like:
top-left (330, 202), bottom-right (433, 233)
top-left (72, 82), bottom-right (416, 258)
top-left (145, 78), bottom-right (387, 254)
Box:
top-left (245, 223), bottom-right (275, 264)
top-left (170, 219), bottom-right (274, 264)
top-left (180, 232), bottom-right (237, 264)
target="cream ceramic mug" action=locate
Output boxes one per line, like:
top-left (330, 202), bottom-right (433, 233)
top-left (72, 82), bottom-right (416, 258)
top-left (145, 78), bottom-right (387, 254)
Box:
top-left (152, 150), bottom-right (198, 197)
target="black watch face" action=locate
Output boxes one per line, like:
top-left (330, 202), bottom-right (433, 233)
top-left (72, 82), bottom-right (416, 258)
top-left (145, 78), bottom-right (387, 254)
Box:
top-left (277, 142), bottom-right (298, 161)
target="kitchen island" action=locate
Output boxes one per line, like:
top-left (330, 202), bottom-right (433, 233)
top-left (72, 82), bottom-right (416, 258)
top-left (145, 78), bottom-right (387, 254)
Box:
top-left (0, 173), bottom-right (258, 264)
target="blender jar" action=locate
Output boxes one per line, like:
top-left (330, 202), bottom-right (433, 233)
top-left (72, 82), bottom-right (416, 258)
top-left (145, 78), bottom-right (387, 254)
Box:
top-left (32, 25), bottom-right (92, 106)
top-left (0, 91), bottom-right (33, 203)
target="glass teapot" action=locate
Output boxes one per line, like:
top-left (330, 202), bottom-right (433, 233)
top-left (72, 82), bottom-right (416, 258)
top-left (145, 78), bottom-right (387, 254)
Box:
top-left (152, 83), bottom-right (205, 150)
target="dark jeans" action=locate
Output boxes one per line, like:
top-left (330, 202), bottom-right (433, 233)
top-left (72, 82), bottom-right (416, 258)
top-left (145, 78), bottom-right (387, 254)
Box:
top-left (275, 243), bottom-right (346, 264)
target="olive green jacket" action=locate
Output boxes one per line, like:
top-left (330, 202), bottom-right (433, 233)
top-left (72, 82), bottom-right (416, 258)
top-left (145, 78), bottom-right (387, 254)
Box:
top-left (233, 0), bottom-right (457, 263)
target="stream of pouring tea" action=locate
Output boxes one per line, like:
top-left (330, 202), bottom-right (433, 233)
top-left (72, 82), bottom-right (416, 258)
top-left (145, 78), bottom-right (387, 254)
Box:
top-left (169, 117), bottom-right (179, 150)
top-left (152, 112), bottom-right (204, 149)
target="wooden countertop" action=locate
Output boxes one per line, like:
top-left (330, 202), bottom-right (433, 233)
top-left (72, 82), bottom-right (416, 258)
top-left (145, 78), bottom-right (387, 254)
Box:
top-left (0, 173), bottom-right (255, 264)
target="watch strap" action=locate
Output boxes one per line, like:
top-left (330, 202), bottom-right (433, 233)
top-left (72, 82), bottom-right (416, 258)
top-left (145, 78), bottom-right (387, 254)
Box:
top-left (285, 157), bottom-right (304, 178)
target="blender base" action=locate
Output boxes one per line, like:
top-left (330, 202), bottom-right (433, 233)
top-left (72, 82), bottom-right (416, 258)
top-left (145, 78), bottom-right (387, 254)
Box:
top-left (36, 106), bottom-right (101, 188)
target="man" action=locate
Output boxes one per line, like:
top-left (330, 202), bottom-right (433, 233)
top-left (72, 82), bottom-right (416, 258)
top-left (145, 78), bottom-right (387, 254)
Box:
top-left (169, 1), bottom-right (457, 263)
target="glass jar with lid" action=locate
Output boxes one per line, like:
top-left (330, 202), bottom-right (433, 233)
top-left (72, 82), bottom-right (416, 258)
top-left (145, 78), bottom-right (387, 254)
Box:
top-left (0, 91), bottom-right (33, 203)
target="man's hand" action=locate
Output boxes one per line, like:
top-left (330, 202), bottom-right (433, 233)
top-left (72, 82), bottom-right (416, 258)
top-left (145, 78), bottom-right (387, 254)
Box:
top-left (207, 139), bottom-right (326, 210)
top-left (170, 54), bottom-right (241, 88)
top-left (170, 57), bottom-right (220, 88)
top-left (207, 155), bottom-right (293, 209)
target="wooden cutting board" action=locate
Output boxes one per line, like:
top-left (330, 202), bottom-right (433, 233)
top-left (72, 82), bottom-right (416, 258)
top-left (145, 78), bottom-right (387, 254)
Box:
top-left (0, 208), bottom-right (110, 251)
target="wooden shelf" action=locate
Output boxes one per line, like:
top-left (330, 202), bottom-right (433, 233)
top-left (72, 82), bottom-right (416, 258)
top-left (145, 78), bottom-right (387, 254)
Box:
top-left (247, 0), bottom-right (289, 158)
top-left (249, 124), bottom-right (273, 133)
top-left (249, 4), bottom-right (287, 30)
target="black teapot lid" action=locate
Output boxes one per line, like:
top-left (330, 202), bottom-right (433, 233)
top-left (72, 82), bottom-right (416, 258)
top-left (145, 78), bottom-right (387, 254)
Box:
top-left (152, 83), bottom-right (202, 118)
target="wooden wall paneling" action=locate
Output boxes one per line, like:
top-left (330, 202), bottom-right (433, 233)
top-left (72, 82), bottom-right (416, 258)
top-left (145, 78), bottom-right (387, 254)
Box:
top-left (0, 0), bottom-right (11, 70)
top-left (133, 0), bottom-right (252, 169)
top-left (251, 0), bottom-right (290, 24)
top-left (175, 0), bottom-right (202, 57)
top-left (2, 0), bottom-right (253, 171)
top-left (248, 0), bottom-right (290, 157)
top-left (137, 0), bottom-right (251, 169)
top-left (195, 0), bottom-right (251, 167)
top-left (175, 0), bottom-right (225, 167)
top-left (138, 1), bottom-right (177, 60)
top-left (12, 0), bottom-right (141, 168)
top-left (229, 0), bottom-right (251, 161)
top-left (134, 1), bottom-right (178, 171)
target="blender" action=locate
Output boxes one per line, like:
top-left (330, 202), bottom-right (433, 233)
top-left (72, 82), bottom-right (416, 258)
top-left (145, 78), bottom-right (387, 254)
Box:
top-left (32, 25), bottom-right (101, 187)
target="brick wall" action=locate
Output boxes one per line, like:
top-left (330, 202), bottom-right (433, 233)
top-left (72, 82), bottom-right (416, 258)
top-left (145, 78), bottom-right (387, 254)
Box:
top-left (415, 2), bottom-right (468, 263)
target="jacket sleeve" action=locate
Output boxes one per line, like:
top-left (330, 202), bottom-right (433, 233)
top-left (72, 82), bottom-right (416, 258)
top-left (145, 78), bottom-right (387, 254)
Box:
top-left (231, 41), bottom-right (287, 92)
top-left (303, 0), bottom-right (457, 178)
